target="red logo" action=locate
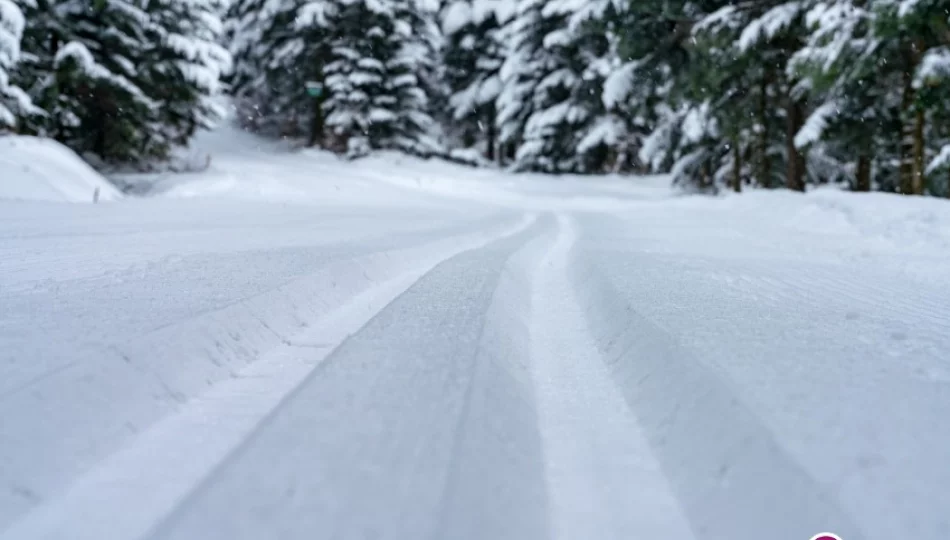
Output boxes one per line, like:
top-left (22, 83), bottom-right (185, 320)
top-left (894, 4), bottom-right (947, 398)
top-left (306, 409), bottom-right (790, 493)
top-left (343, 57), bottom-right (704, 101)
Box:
top-left (809, 534), bottom-right (842, 540)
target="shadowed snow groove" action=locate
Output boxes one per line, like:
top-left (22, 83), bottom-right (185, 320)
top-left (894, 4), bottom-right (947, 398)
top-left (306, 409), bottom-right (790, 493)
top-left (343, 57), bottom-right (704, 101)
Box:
top-left (427, 216), bottom-right (556, 540)
top-left (142, 217), bottom-right (552, 540)
top-left (568, 236), bottom-right (867, 540)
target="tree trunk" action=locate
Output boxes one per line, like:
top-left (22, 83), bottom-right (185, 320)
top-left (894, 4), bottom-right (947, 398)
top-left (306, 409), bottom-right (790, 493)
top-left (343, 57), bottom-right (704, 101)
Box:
top-left (307, 97), bottom-right (324, 147)
top-left (856, 154), bottom-right (871, 192)
top-left (757, 75), bottom-right (770, 187)
top-left (700, 159), bottom-right (711, 192)
top-left (485, 103), bottom-right (497, 162)
top-left (786, 98), bottom-right (806, 192)
top-left (504, 141), bottom-right (516, 164)
top-left (92, 89), bottom-right (109, 160)
top-left (899, 58), bottom-right (915, 194)
top-left (732, 139), bottom-right (742, 193)
top-left (911, 107), bottom-right (925, 195)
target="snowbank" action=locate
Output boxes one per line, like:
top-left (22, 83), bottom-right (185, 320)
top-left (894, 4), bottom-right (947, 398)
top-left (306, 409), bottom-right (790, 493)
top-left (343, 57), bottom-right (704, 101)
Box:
top-left (788, 188), bottom-right (950, 250)
top-left (0, 135), bottom-right (122, 203)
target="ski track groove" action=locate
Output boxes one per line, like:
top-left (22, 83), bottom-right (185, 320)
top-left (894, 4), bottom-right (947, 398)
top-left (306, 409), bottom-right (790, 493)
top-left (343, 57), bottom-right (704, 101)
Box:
top-left (567, 243), bottom-right (870, 540)
top-left (528, 214), bottom-right (694, 540)
top-left (426, 216), bottom-right (555, 540)
top-left (144, 218), bottom-right (546, 540)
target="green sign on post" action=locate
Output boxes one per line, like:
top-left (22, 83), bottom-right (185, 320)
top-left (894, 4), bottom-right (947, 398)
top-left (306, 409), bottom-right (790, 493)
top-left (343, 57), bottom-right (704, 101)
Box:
top-left (306, 81), bottom-right (323, 97)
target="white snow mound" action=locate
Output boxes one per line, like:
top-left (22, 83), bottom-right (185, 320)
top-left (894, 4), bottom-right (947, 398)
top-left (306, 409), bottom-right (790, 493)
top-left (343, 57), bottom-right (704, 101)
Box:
top-left (0, 135), bottom-right (123, 203)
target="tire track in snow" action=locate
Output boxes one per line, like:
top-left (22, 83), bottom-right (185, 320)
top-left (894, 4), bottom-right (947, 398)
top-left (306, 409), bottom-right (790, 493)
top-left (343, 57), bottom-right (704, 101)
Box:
top-left (528, 214), bottom-right (694, 540)
top-left (0, 214), bottom-right (539, 540)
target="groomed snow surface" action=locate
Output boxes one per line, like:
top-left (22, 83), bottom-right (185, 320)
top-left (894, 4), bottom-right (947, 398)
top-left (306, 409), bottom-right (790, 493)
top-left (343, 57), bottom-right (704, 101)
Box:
top-left (2, 122), bottom-right (950, 540)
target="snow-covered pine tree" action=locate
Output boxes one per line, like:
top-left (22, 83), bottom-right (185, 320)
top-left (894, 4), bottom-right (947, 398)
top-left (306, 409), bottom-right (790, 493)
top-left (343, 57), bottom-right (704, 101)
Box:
top-left (601, 0), bottom-right (950, 197)
top-left (0, 0), bottom-right (32, 129)
top-left (321, 0), bottom-right (437, 157)
top-left (389, 0), bottom-right (440, 156)
top-left (440, 0), bottom-right (512, 161)
top-left (872, 0), bottom-right (950, 195)
top-left (230, 0), bottom-right (329, 141)
top-left (143, 0), bottom-right (231, 152)
top-left (681, 1), bottom-right (814, 192)
top-left (15, 0), bottom-right (228, 165)
top-left (495, 0), bottom-right (538, 164)
top-left (791, 0), bottom-right (888, 192)
top-left (415, 2), bottom-right (451, 152)
top-left (608, 0), bottom-right (707, 179)
top-left (498, 0), bottom-right (617, 173)
top-left (791, 0), bottom-right (950, 196)
top-left (567, 0), bottom-right (634, 173)
top-left (504, 0), bottom-right (575, 172)
top-left (671, 2), bottom-right (770, 193)
top-left (15, 0), bottom-right (157, 164)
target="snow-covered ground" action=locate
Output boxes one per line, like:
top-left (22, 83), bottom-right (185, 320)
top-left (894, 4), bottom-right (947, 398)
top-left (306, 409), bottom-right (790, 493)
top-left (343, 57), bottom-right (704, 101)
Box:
top-left (2, 122), bottom-right (950, 540)
top-left (0, 136), bottom-right (123, 203)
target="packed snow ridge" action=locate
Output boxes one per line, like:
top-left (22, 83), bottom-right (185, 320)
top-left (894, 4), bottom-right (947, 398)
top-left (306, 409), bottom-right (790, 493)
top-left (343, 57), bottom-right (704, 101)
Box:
top-left (2, 123), bottom-right (950, 540)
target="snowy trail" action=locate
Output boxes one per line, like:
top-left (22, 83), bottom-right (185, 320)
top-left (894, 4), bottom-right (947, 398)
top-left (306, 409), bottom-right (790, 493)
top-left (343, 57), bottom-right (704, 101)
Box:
top-left (3, 171), bottom-right (950, 539)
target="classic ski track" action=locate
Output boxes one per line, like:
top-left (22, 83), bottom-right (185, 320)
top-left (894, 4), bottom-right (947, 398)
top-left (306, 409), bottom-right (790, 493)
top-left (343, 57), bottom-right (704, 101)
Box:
top-left (0, 213), bottom-right (539, 540)
top-left (573, 215), bottom-right (950, 540)
top-left (568, 244), bottom-right (870, 540)
top-left (528, 214), bottom-right (694, 540)
top-left (144, 215), bottom-right (552, 540)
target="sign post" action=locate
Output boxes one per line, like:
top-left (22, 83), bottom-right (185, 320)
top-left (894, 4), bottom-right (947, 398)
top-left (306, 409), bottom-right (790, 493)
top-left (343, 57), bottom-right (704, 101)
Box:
top-left (305, 81), bottom-right (325, 147)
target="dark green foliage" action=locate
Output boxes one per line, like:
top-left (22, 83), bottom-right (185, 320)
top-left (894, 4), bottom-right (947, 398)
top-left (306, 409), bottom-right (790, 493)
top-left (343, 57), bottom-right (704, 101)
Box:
top-left (13, 0), bottom-right (229, 167)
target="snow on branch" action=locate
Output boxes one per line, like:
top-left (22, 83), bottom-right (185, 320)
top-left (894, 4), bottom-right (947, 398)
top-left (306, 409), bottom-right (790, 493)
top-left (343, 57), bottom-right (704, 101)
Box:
top-left (927, 144), bottom-right (950, 174)
top-left (681, 102), bottom-right (715, 144)
top-left (795, 100), bottom-right (838, 149)
top-left (54, 41), bottom-right (156, 108)
top-left (694, 5), bottom-right (740, 35)
top-left (897, 0), bottom-right (922, 18)
top-left (602, 61), bottom-right (637, 108)
top-left (441, 1), bottom-right (472, 35)
top-left (0, 0), bottom-right (24, 69)
top-left (577, 114), bottom-right (624, 154)
top-left (568, 0), bottom-right (624, 30)
top-left (915, 47), bottom-right (950, 89)
top-left (296, 1), bottom-right (337, 29)
top-left (738, 2), bottom-right (803, 52)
